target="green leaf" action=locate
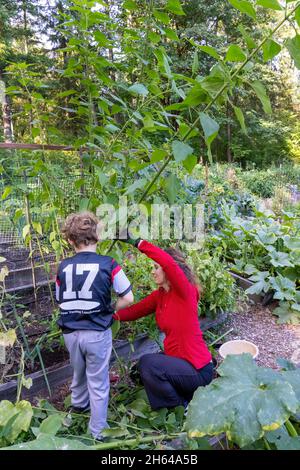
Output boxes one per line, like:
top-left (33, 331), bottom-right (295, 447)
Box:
top-left (124, 178), bottom-right (147, 195)
top-left (238, 25), bottom-right (256, 50)
top-left (273, 302), bottom-right (300, 325)
top-left (94, 31), bottom-right (110, 47)
top-left (102, 427), bottom-right (129, 438)
top-left (0, 330), bottom-right (16, 347)
top-left (32, 127), bottom-right (40, 138)
top-left (225, 44), bottom-right (247, 62)
top-left (270, 275), bottom-right (297, 301)
top-left (228, 0), bottom-right (257, 19)
top-left (284, 235), bottom-right (300, 250)
top-left (233, 105), bottom-right (247, 134)
top-left (3, 433), bottom-right (89, 450)
top-left (166, 0), bottom-right (185, 15)
top-left (111, 320), bottom-right (120, 339)
top-left (186, 354), bottom-right (300, 447)
top-left (201, 75), bottom-right (226, 96)
top-left (39, 414), bottom-right (64, 436)
top-left (250, 80), bottom-right (272, 114)
top-left (286, 35), bottom-right (300, 70)
top-left (0, 400), bottom-right (33, 443)
top-left (183, 154), bottom-right (198, 174)
top-left (275, 435), bottom-right (300, 450)
top-left (171, 140), bottom-right (194, 162)
top-left (165, 173), bottom-right (181, 204)
top-left (150, 149), bottom-right (168, 163)
top-left (199, 112), bottom-right (219, 163)
top-left (247, 271), bottom-right (270, 294)
top-left (123, 0), bottom-right (138, 10)
top-left (163, 27), bottom-right (179, 41)
top-left (192, 50), bottom-right (199, 75)
top-left (296, 6), bottom-right (300, 28)
top-left (22, 224), bottom-right (31, 239)
top-left (269, 251), bottom-right (293, 268)
top-left (262, 39), bottom-right (281, 61)
top-left (1, 186), bottom-right (12, 200)
top-left (56, 90), bottom-right (77, 98)
top-left (178, 122), bottom-right (199, 139)
top-left (198, 45), bottom-right (220, 60)
top-left (148, 31), bottom-right (161, 44)
top-left (153, 9), bottom-right (171, 24)
top-left (256, 0), bottom-right (283, 11)
top-left (32, 222), bottom-right (42, 235)
top-left (283, 266), bottom-right (300, 282)
top-left (182, 84), bottom-right (207, 106)
top-left (128, 83), bottom-right (149, 97)
top-left (21, 377), bottom-right (32, 390)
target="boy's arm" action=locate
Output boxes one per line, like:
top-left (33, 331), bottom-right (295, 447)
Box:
top-left (55, 264), bottom-right (62, 302)
top-left (115, 291), bottom-right (134, 310)
top-left (111, 259), bottom-right (134, 308)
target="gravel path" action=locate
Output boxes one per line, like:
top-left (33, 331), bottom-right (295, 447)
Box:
top-left (218, 301), bottom-right (300, 369)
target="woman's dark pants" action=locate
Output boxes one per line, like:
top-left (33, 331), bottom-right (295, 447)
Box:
top-left (138, 353), bottom-right (213, 410)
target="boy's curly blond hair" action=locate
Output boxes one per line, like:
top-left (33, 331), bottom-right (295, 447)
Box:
top-left (62, 211), bottom-right (99, 248)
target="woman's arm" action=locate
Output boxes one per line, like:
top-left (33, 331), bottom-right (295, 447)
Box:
top-left (137, 240), bottom-right (191, 298)
top-left (114, 290), bottom-right (159, 321)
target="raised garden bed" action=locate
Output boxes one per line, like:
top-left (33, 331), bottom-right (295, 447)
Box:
top-left (0, 310), bottom-right (229, 402)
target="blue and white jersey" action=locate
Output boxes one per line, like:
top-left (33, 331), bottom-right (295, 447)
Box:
top-left (56, 252), bottom-right (131, 332)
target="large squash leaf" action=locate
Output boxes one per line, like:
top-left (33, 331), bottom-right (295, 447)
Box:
top-left (2, 433), bottom-right (90, 450)
top-left (186, 354), bottom-right (300, 447)
top-left (0, 400), bottom-right (33, 444)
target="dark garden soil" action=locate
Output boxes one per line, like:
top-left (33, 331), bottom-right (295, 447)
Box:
top-left (32, 364), bottom-right (123, 411)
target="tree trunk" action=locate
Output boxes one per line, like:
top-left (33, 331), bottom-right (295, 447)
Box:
top-left (0, 71), bottom-right (13, 143)
top-left (23, 0), bottom-right (29, 54)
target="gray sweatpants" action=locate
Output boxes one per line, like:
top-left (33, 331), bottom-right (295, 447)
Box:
top-left (63, 329), bottom-right (112, 438)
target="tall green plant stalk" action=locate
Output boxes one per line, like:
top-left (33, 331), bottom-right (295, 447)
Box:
top-left (24, 188), bottom-right (38, 304)
top-left (33, 232), bottom-right (55, 306)
top-left (16, 346), bottom-right (25, 403)
top-left (107, 2), bottom-right (300, 254)
top-left (12, 305), bottom-right (32, 368)
top-left (36, 345), bottom-right (52, 396)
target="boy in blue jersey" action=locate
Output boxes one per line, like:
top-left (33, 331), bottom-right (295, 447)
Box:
top-left (56, 211), bottom-right (134, 440)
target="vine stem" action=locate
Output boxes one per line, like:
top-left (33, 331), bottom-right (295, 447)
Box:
top-left (106, 2), bottom-right (300, 254)
top-left (91, 432), bottom-right (182, 450)
top-left (285, 419), bottom-right (298, 437)
top-left (263, 437), bottom-right (272, 450)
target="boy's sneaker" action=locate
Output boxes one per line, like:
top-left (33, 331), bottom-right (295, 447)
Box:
top-left (183, 400), bottom-right (189, 417)
top-left (68, 404), bottom-right (90, 414)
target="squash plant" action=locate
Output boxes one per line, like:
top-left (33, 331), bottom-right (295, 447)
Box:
top-left (209, 204), bottom-right (300, 323)
top-left (186, 354), bottom-right (300, 449)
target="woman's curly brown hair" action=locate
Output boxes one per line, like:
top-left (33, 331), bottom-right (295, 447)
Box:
top-left (164, 247), bottom-right (203, 297)
top-left (62, 211), bottom-right (99, 248)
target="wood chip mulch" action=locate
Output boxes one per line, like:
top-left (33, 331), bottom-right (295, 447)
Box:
top-left (217, 301), bottom-right (300, 369)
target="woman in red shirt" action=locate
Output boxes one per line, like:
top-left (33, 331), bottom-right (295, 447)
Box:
top-left (114, 237), bottom-right (213, 410)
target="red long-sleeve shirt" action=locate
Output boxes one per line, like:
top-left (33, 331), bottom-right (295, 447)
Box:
top-left (114, 240), bottom-right (212, 369)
